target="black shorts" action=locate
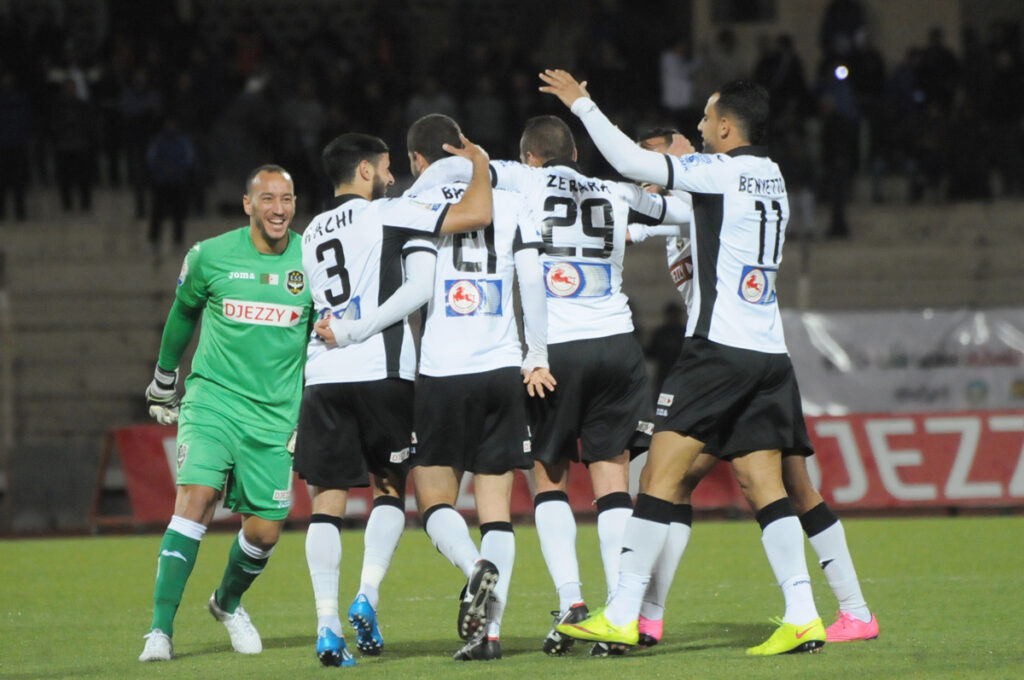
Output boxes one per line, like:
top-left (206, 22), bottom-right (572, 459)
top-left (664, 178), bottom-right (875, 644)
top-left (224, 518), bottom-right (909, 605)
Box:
top-left (293, 379), bottom-right (413, 489)
top-left (413, 367), bottom-right (533, 474)
top-left (655, 337), bottom-right (813, 460)
top-left (530, 333), bottom-right (654, 466)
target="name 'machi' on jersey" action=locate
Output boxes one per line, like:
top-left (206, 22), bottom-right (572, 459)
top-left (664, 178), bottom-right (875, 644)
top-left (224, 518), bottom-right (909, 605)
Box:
top-left (490, 159), bottom-right (668, 343)
top-left (300, 193), bottom-right (447, 384)
top-left (665, 147), bottom-right (789, 353)
top-left (407, 172), bottom-right (542, 377)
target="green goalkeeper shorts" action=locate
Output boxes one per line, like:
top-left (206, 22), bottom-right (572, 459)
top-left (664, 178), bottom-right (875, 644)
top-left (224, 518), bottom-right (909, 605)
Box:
top-left (175, 403), bottom-right (294, 521)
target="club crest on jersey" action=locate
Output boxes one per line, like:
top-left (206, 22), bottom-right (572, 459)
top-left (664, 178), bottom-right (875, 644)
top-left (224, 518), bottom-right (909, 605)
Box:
top-left (286, 270), bottom-right (305, 295)
top-left (448, 279), bottom-right (481, 314)
top-left (546, 262), bottom-right (582, 297)
top-left (738, 265), bottom-right (777, 305)
top-left (176, 444), bottom-right (189, 469)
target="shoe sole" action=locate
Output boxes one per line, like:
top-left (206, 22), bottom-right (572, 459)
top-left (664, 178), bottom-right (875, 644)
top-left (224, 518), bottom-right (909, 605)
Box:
top-left (785, 639), bottom-right (826, 654)
top-left (349, 613), bottom-right (383, 655)
top-left (459, 563), bottom-right (499, 640)
top-left (542, 630), bottom-right (575, 655)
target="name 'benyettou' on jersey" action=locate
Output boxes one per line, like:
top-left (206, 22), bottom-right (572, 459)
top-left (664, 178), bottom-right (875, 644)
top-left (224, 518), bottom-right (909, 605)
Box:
top-left (665, 148), bottom-right (790, 353)
top-left (489, 160), bottom-right (669, 344)
top-left (300, 193), bottom-right (446, 384)
top-left (409, 179), bottom-right (542, 377)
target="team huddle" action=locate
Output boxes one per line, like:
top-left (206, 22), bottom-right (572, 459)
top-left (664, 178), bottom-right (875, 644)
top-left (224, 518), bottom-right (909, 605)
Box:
top-left (138, 70), bottom-right (878, 666)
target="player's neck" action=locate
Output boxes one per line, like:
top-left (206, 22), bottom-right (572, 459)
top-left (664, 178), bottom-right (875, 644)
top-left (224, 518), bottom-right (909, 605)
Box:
top-left (335, 184), bottom-right (371, 201)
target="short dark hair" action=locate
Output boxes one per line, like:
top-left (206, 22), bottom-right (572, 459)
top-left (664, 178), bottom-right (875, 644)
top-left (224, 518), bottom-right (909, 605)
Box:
top-left (321, 133), bottom-right (389, 187)
top-left (245, 164), bottom-right (291, 194)
top-left (636, 127), bottom-right (680, 147)
top-left (520, 115), bottom-right (575, 162)
top-left (714, 80), bottom-right (770, 144)
top-left (406, 114), bottom-right (462, 164)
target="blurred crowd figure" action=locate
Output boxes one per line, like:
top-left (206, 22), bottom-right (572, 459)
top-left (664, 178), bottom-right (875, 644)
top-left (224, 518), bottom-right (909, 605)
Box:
top-left (0, 0), bottom-right (1021, 237)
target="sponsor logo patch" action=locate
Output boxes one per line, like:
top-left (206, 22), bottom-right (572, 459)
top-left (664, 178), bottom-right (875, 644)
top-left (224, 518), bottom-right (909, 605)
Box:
top-left (223, 299), bottom-right (304, 326)
top-left (229, 271), bottom-right (255, 280)
top-left (523, 440), bottom-right (532, 453)
top-left (544, 261), bottom-right (612, 298)
top-left (444, 279), bottom-right (502, 316)
top-left (637, 420), bottom-right (655, 435)
top-left (272, 489), bottom-right (291, 502)
top-left (286, 270), bottom-right (305, 295)
top-left (656, 407), bottom-right (668, 416)
top-left (738, 265), bottom-right (777, 305)
top-left (390, 447), bottom-right (410, 464)
top-left (657, 393), bottom-right (674, 406)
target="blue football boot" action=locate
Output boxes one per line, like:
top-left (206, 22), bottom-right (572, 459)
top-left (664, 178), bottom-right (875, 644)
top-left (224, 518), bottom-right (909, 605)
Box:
top-left (348, 594), bottom-right (384, 655)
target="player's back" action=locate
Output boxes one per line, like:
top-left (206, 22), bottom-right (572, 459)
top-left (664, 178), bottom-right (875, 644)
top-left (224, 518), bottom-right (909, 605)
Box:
top-left (491, 160), bottom-right (666, 344)
top-left (413, 182), bottom-right (527, 377)
top-left (301, 195), bottom-right (419, 384)
top-left (667, 150), bottom-right (790, 353)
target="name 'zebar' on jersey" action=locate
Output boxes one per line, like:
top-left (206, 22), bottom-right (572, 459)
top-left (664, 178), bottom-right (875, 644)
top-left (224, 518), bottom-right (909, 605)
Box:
top-left (223, 299), bottom-right (305, 326)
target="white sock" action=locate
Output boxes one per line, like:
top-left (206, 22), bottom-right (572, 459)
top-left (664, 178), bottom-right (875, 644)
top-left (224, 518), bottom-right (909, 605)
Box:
top-left (481, 524), bottom-right (514, 638)
top-left (424, 505), bottom-right (480, 578)
top-left (359, 500), bottom-right (405, 610)
top-left (534, 494), bottom-right (583, 611)
top-left (604, 495), bottom-right (672, 626)
top-left (641, 509), bottom-right (691, 620)
top-left (596, 494), bottom-right (631, 602)
top-left (760, 513), bottom-right (818, 625)
top-left (306, 517), bottom-right (342, 635)
top-left (808, 521), bottom-right (871, 621)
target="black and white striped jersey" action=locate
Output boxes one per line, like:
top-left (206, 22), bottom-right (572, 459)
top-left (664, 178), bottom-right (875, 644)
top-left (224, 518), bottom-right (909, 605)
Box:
top-left (300, 193), bottom-right (445, 384)
top-left (489, 159), bottom-right (675, 344)
top-left (663, 149), bottom-right (789, 353)
top-left (405, 165), bottom-right (544, 377)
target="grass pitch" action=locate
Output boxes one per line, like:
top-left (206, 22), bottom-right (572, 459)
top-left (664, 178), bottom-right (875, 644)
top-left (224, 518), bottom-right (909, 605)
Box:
top-left (1, 516), bottom-right (1021, 679)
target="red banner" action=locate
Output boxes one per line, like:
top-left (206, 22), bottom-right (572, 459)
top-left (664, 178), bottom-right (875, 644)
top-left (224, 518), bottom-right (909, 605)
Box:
top-left (95, 410), bottom-right (1024, 527)
top-left (807, 411), bottom-right (1024, 508)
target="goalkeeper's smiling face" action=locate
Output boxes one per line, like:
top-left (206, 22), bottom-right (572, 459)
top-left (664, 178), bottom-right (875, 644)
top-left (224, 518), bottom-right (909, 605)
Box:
top-left (245, 169), bottom-right (296, 251)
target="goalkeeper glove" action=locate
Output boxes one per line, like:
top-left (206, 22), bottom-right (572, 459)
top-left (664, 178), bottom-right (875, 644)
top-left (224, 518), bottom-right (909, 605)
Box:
top-left (145, 365), bottom-right (181, 425)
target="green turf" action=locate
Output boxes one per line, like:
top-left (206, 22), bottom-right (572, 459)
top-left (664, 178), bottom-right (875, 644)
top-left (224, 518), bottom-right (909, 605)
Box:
top-left (1, 517), bottom-right (1022, 679)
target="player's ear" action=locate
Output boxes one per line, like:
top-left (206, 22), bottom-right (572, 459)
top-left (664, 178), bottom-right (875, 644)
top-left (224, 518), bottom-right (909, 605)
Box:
top-left (242, 193), bottom-right (253, 216)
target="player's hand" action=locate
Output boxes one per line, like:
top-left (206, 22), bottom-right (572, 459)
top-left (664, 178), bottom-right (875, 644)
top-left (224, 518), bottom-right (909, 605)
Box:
top-left (314, 318), bottom-right (336, 345)
top-left (443, 134), bottom-right (489, 166)
top-left (538, 69), bottom-right (591, 108)
top-left (145, 365), bottom-right (180, 425)
top-left (668, 133), bottom-right (696, 156)
top-left (523, 367), bottom-right (557, 398)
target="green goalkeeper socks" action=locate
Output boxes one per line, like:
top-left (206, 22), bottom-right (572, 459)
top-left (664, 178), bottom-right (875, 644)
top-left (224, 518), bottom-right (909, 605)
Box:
top-left (151, 529), bottom-right (200, 636)
top-left (214, 534), bottom-right (270, 614)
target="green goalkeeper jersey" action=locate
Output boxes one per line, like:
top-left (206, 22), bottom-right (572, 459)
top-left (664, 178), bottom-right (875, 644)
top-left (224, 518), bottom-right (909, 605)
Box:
top-left (174, 226), bottom-right (313, 432)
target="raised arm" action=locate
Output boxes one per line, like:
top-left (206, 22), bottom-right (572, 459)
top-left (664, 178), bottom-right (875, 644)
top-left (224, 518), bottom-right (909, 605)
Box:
top-left (539, 69), bottom-right (673, 187)
top-left (438, 135), bottom-right (493, 234)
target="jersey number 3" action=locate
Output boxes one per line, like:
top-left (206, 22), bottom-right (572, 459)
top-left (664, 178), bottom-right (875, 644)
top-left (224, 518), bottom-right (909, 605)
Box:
top-left (316, 239), bottom-right (351, 305)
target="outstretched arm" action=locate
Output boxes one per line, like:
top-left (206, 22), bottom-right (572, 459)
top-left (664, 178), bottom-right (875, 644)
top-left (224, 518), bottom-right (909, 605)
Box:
top-left (318, 250), bottom-right (436, 346)
top-left (539, 69), bottom-right (673, 187)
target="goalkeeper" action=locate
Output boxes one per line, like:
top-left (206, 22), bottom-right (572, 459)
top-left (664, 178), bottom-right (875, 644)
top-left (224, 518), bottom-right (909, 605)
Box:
top-left (139, 164), bottom-right (313, 662)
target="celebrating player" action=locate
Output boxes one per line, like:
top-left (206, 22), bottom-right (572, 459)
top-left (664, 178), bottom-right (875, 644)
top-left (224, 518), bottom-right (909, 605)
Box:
top-left (541, 69), bottom-right (828, 656)
top-left (400, 113), bottom-right (553, 661)
top-left (422, 115), bottom-right (690, 656)
top-left (292, 130), bottom-right (494, 666)
top-left (139, 165), bottom-right (312, 662)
